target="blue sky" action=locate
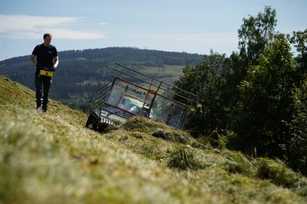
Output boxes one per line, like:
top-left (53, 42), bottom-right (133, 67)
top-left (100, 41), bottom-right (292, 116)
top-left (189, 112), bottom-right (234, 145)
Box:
top-left (0, 0), bottom-right (306, 60)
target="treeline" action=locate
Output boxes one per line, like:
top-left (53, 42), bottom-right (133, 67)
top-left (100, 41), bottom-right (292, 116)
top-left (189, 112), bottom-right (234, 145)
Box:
top-left (59, 47), bottom-right (203, 66)
top-left (1, 47), bottom-right (203, 66)
top-left (176, 7), bottom-right (307, 175)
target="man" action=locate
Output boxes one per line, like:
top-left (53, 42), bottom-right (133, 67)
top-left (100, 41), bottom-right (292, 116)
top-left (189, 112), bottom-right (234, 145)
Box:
top-left (31, 33), bottom-right (59, 112)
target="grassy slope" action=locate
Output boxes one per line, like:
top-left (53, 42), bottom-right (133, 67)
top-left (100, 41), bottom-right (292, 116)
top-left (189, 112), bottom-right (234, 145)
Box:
top-left (0, 75), bottom-right (307, 204)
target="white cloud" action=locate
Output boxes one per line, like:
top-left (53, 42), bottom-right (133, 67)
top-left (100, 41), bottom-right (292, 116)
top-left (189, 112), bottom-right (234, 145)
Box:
top-left (0, 15), bottom-right (105, 40)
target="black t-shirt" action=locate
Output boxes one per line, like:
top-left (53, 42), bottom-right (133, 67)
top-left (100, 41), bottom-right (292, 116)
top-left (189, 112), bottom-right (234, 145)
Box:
top-left (32, 44), bottom-right (58, 70)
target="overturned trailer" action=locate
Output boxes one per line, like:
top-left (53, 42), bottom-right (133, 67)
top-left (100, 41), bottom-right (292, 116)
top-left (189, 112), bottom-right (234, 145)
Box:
top-left (85, 63), bottom-right (197, 131)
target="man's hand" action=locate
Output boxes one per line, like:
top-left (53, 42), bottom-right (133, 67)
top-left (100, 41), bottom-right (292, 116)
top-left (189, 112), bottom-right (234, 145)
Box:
top-left (31, 55), bottom-right (37, 65)
top-left (53, 56), bottom-right (59, 69)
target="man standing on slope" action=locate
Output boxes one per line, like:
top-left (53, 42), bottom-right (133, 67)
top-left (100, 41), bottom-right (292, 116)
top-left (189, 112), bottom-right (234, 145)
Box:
top-left (31, 33), bottom-right (59, 112)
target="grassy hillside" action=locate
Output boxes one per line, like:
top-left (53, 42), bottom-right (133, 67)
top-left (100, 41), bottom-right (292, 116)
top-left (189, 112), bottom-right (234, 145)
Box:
top-left (0, 75), bottom-right (307, 204)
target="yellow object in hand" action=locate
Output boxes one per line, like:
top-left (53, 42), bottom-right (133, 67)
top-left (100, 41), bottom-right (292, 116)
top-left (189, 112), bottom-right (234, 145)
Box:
top-left (39, 69), bottom-right (54, 77)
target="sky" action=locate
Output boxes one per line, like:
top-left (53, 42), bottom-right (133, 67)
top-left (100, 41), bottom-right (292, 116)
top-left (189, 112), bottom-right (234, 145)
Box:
top-left (0, 0), bottom-right (306, 60)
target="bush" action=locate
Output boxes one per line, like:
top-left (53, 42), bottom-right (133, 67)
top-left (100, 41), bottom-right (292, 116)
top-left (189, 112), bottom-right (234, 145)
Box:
top-left (222, 151), bottom-right (256, 176)
top-left (167, 147), bottom-right (204, 170)
top-left (256, 158), bottom-right (300, 188)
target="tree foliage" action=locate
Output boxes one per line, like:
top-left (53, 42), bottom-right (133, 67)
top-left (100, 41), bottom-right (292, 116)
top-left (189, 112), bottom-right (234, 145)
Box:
top-left (234, 34), bottom-right (296, 156)
top-left (175, 7), bottom-right (307, 175)
top-left (175, 52), bottom-right (227, 135)
top-left (238, 6), bottom-right (277, 63)
top-left (286, 77), bottom-right (307, 175)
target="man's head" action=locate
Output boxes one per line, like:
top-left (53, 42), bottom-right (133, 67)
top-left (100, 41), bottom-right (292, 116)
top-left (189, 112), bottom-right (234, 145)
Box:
top-left (43, 33), bottom-right (52, 46)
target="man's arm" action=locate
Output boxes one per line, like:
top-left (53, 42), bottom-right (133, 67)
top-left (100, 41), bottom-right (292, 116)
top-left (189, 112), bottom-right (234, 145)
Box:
top-left (31, 45), bottom-right (38, 66)
top-left (53, 56), bottom-right (59, 69)
top-left (31, 55), bottom-right (37, 65)
top-left (52, 47), bottom-right (59, 69)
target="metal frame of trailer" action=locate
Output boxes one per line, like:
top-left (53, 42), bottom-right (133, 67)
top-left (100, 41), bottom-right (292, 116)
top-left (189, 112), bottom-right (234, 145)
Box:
top-left (85, 63), bottom-right (197, 132)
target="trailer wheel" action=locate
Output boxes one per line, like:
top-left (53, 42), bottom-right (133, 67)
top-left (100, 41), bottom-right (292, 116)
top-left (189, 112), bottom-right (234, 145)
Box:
top-left (86, 112), bottom-right (99, 130)
top-left (97, 122), bottom-right (109, 132)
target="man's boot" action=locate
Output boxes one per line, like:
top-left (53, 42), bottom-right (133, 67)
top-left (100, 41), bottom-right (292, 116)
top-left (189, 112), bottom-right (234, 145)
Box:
top-left (36, 98), bottom-right (43, 112)
top-left (42, 103), bottom-right (48, 112)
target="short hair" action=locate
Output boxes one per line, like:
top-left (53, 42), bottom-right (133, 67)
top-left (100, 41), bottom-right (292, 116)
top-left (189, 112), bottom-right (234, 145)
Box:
top-left (43, 33), bottom-right (52, 39)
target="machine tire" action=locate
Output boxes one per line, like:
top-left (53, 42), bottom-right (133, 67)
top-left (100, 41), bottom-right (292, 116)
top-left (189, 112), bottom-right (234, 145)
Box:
top-left (86, 112), bottom-right (99, 130)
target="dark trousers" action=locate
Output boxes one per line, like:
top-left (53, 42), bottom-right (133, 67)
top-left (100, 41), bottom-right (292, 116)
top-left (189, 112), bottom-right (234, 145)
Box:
top-left (35, 73), bottom-right (52, 110)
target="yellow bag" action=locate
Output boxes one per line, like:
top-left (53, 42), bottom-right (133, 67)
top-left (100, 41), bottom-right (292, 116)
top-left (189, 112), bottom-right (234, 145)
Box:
top-left (39, 69), bottom-right (54, 77)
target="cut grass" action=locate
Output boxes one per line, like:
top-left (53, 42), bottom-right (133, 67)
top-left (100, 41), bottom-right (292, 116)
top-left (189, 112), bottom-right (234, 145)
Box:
top-left (167, 147), bottom-right (205, 170)
top-left (0, 75), bottom-right (307, 204)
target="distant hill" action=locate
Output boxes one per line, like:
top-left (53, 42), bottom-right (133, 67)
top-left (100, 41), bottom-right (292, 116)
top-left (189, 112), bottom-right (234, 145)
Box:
top-left (0, 47), bottom-right (204, 107)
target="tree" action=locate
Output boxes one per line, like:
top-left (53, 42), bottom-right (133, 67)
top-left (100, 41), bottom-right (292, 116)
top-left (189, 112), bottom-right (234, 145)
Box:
top-left (289, 29), bottom-right (307, 82)
top-left (290, 29), bottom-right (307, 59)
top-left (234, 34), bottom-right (296, 156)
top-left (286, 77), bottom-right (307, 174)
top-left (238, 6), bottom-right (277, 64)
top-left (174, 7), bottom-right (307, 176)
top-left (175, 52), bottom-right (227, 135)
